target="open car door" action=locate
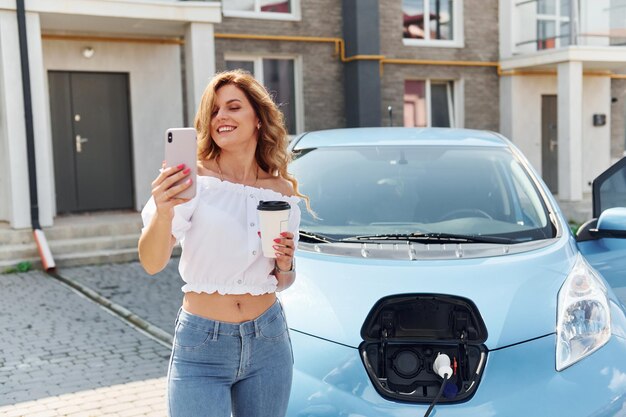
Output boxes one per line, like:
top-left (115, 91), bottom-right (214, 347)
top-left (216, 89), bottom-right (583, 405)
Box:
top-left (577, 157), bottom-right (626, 304)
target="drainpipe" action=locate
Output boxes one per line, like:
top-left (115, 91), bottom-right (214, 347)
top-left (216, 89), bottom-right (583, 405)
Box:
top-left (16, 0), bottom-right (55, 270)
top-left (342, 0), bottom-right (382, 127)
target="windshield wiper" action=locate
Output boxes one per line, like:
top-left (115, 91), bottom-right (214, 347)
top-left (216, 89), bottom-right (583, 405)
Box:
top-left (342, 232), bottom-right (516, 244)
top-left (299, 230), bottom-right (335, 243)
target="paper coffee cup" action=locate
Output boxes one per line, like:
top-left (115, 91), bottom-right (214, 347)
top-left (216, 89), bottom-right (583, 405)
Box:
top-left (257, 200), bottom-right (291, 258)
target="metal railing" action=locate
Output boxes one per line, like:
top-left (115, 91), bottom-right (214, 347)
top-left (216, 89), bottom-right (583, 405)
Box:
top-left (514, 0), bottom-right (626, 52)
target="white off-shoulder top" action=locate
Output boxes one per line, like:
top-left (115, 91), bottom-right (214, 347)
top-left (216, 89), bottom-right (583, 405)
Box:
top-left (141, 175), bottom-right (301, 295)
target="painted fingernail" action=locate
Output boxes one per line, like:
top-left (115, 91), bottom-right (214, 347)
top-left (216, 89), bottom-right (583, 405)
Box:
top-left (177, 163), bottom-right (185, 170)
top-left (257, 231), bottom-right (261, 237)
top-left (273, 238), bottom-right (281, 243)
top-left (273, 245), bottom-right (280, 250)
top-left (275, 253), bottom-right (283, 257)
top-left (183, 168), bottom-right (191, 175)
top-left (187, 178), bottom-right (192, 184)
top-left (280, 232), bottom-right (288, 236)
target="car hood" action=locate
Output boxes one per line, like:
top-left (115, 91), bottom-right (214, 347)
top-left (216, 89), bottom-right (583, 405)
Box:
top-left (280, 236), bottom-right (577, 350)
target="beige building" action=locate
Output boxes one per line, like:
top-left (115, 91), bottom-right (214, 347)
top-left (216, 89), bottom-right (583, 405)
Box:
top-left (499, 0), bottom-right (626, 206)
top-left (0, 0), bottom-right (220, 230)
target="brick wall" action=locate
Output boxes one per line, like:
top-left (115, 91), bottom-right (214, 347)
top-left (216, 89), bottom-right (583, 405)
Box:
top-left (379, 0), bottom-right (500, 130)
top-left (216, 0), bottom-right (342, 37)
top-left (380, 0), bottom-right (499, 61)
top-left (211, 0), bottom-right (502, 131)
top-left (213, 0), bottom-right (345, 131)
top-left (381, 65), bottom-right (499, 131)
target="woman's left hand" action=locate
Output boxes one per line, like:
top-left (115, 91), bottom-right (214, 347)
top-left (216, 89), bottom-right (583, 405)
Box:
top-left (273, 231), bottom-right (295, 271)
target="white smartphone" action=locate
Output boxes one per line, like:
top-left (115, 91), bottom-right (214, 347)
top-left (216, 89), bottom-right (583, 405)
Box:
top-left (164, 127), bottom-right (197, 199)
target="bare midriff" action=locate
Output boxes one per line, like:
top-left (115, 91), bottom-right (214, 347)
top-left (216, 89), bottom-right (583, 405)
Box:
top-left (182, 291), bottom-right (277, 323)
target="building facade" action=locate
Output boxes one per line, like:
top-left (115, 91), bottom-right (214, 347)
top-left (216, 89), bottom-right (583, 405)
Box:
top-left (0, 0), bottom-right (220, 229)
top-left (0, 0), bottom-right (622, 230)
top-left (499, 0), bottom-right (626, 202)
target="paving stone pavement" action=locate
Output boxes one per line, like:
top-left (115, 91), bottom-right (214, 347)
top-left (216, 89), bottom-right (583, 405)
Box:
top-left (58, 259), bottom-right (184, 336)
top-left (0, 258), bottom-right (184, 417)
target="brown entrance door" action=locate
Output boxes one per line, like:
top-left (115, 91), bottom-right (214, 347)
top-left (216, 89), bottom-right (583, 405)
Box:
top-left (49, 71), bottom-right (134, 213)
top-left (541, 94), bottom-right (558, 193)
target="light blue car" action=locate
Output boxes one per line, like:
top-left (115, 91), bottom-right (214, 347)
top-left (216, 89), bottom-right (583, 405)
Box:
top-left (281, 127), bottom-right (626, 417)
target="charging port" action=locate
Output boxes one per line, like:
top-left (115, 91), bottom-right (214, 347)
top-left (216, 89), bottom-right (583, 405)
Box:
top-left (359, 294), bottom-right (488, 404)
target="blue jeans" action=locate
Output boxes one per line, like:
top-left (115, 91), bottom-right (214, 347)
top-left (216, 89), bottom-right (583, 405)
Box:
top-left (167, 299), bottom-right (293, 417)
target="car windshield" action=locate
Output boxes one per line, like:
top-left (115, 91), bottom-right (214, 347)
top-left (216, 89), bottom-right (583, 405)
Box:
top-left (290, 145), bottom-right (555, 243)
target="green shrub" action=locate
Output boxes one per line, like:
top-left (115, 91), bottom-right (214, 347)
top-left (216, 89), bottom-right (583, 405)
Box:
top-left (569, 221), bottom-right (581, 236)
top-left (2, 261), bottom-right (33, 274)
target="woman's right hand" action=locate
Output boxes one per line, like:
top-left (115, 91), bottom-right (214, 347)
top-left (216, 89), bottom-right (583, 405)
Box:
top-left (152, 161), bottom-right (193, 218)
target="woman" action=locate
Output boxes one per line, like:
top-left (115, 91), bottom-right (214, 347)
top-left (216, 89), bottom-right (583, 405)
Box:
top-left (138, 69), bottom-right (305, 417)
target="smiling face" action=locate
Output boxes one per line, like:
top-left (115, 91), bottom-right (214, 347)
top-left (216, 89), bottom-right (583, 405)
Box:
top-left (210, 84), bottom-right (260, 151)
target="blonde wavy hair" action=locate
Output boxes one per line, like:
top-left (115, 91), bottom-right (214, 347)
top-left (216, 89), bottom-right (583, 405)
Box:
top-left (195, 69), bottom-right (310, 211)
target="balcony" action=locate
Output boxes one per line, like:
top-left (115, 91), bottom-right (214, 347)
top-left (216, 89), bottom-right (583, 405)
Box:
top-left (514, 0), bottom-right (626, 54)
top-left (0, 0), bottom-right (221, 37)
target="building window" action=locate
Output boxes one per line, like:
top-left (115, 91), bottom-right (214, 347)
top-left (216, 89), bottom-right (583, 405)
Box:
top-left (404, 80), bottom-right (456, 128)
top-left (223, 0), bottom-right (301, 20)
top-left (402, 0), bottom-right (463, 47)
top-left (536, 0), bottom-right (571, 49)
top-left (226, 57), bottom-right (302, 135)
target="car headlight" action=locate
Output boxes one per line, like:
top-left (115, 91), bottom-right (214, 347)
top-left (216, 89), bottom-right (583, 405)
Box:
top-left (556, 254), bottom-right (611, 371)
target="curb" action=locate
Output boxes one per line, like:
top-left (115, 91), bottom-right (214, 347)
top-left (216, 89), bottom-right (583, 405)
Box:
top-left (47, 270), bottom-right (173, 347)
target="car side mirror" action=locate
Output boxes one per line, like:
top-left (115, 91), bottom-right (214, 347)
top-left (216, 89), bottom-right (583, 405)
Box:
top-left (592, 156), bottom-right (626, 218)
top-left (590, 207), bottom-right (626, 238)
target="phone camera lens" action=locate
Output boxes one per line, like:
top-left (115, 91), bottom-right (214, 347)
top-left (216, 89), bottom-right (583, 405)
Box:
top-left (168, 132), bottom-right (173, 143)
